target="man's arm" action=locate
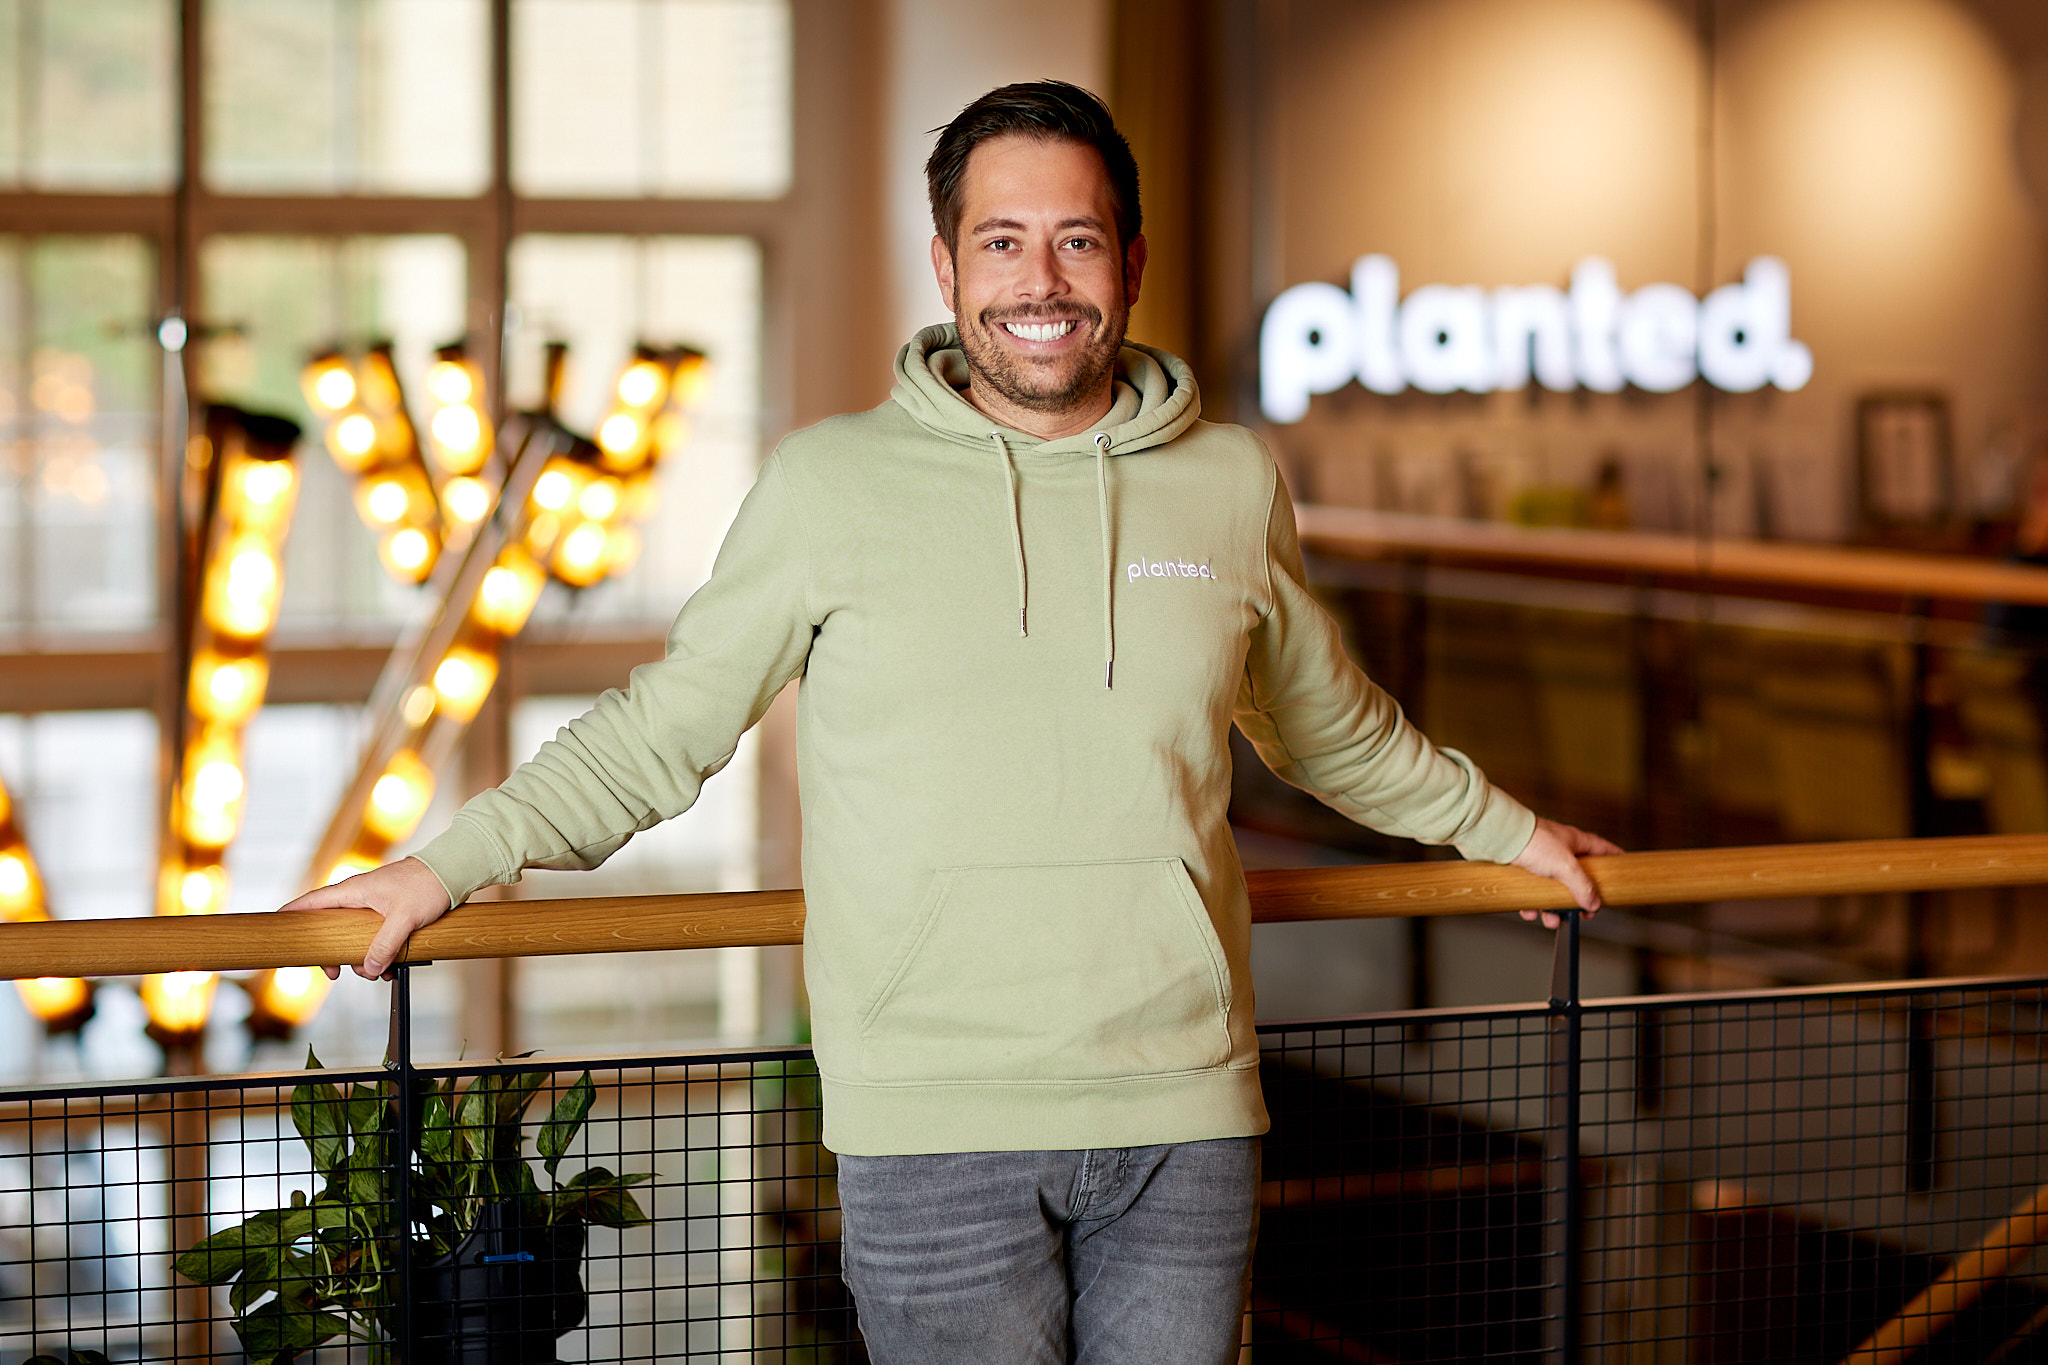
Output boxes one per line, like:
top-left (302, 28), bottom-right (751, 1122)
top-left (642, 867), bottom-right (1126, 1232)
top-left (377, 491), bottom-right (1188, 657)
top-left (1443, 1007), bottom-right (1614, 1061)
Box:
top-left (285, 453), bottom-right (818, 978)
top-left (1235, 463), bottom-right (1616, 912)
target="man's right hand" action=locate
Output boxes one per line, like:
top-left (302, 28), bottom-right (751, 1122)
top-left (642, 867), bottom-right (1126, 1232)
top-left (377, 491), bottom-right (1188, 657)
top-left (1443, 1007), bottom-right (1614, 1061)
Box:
top-left (280, 856), bottom-right (453, 981)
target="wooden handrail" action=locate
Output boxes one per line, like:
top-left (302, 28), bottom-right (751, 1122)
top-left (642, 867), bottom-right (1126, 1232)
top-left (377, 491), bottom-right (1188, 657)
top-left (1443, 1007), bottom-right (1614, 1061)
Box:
top-left (1296, 505), bottom-right (2048, 607)
top-left (1841, 1181), bottom-right (2048, 1365)
top-left (3, 834), bottom-right (2045, 981)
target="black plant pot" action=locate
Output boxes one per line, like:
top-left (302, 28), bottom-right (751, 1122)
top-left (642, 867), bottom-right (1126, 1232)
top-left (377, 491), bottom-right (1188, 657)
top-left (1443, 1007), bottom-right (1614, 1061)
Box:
top-left (410, 1199), bottom-right (587, 1365)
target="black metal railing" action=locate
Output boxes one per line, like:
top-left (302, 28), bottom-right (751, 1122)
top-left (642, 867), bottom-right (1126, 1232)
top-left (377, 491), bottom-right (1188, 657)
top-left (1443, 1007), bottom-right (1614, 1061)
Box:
top-left (9, 912), bottom-right (2048, 1364)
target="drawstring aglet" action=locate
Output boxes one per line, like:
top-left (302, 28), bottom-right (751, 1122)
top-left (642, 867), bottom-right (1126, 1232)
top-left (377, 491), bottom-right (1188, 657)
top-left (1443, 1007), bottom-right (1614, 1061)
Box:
top-left (1104, 660), bottom-right (1113, 689)
top-left (1020, 608), bottom-right (1028, 638)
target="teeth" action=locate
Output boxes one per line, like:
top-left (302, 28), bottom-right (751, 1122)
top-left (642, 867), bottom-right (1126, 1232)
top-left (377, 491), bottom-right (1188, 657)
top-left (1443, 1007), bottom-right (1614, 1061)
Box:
top-left (1004, 321), bottom-right (1075, 342)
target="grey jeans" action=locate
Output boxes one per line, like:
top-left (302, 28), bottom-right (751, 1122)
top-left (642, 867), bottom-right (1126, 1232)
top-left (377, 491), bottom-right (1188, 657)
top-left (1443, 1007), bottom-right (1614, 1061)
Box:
top-left (836, 1138), bottom-right (1259, 1365)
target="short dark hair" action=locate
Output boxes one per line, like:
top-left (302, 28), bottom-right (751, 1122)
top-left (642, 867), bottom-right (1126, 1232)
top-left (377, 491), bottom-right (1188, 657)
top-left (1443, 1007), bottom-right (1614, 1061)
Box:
top-left (926, 80), bottom-right (1142, 256)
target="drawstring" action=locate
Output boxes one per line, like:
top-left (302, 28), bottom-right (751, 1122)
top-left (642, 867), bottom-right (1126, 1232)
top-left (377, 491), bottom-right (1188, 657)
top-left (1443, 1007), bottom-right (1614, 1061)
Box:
top-left (1095, 432), bottom-right (1114, 689)
top-left (990, 431), bottom-right (1027, 636)
top-left (989, 427), bottom-right (1115, 690)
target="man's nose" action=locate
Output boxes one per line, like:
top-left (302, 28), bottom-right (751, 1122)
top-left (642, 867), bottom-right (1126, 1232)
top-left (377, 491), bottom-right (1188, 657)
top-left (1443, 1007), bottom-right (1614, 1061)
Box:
top-left (1015, 242), bottom-right (1067, 298)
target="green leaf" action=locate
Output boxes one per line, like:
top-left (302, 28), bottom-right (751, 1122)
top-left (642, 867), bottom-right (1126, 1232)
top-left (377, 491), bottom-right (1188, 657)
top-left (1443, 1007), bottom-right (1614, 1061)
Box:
top-left (549, 1166), bottom-right (654, 1228)
top-left (494, 1070), bottom-right (548, 1128)
top-left (175, 1206), bottom-right (316, 1285)
top-left (344, 1131), bottom-right (388, 1210)
top-left (291, 1075), bottom-right (350, 1177)
top-left (418, 1081), bottom-right (456, 1166)
top-left (235, 1294), bottom-right (351, 1365)
top-left (346, 1082), bottom-right (386, 1137)
top-left (551, 1183), bottom-right (650, 1229)
top-left (453, 1074), bottom-right (498, 1166)
top-left (537, 1073), bottom-right (595, 1178)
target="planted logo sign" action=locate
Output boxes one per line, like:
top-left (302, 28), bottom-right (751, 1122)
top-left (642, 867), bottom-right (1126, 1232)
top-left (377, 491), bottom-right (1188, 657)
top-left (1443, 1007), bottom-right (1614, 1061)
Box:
top-left (1260, 255), bottom-right (1813, 422)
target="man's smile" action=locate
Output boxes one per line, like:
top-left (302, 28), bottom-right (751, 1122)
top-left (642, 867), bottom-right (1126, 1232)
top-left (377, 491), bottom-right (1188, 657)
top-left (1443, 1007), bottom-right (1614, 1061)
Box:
top-left (1001, 319), bottom-right (1078, 343)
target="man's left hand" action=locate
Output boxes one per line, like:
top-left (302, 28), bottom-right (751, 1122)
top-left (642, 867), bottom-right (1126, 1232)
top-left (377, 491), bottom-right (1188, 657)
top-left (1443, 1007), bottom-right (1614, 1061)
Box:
top-left (1510, 817), bottom-right (1621, 929)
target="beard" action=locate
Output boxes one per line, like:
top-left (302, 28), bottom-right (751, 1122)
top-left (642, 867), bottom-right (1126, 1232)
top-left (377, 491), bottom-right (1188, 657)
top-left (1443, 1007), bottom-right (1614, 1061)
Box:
top-left (952, 293), bottom-right (1127, 416)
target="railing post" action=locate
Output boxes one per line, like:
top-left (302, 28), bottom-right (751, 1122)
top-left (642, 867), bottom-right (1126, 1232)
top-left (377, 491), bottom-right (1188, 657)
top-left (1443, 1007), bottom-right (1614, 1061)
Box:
top-left (1547, 911), bottom-right (1584, 1365)
top-left (387, 965), bottom-right (417, 1364)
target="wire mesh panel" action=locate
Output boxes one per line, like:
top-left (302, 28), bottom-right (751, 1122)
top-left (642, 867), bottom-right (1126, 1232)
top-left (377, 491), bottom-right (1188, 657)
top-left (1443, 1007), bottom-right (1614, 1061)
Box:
top-left (7, 974), bottom-right (2048, 1365)
top-left (1253, 1008), bottom-right (1563, 1364)
top-left (1582, 982), bottom-right (2048, 1365)
top-left (0, 1064), bottom-right (394, 1365)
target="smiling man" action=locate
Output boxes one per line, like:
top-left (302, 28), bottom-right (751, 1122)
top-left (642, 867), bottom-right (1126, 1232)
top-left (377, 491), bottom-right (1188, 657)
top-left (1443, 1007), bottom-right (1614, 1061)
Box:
top-left (288, 82), bottom-right (1613, 1364)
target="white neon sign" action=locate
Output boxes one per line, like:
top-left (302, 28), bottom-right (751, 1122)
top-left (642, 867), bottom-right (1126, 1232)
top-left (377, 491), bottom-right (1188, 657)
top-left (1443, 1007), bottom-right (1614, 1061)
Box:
top-left (1259, 255), bottom-right (1814, 423)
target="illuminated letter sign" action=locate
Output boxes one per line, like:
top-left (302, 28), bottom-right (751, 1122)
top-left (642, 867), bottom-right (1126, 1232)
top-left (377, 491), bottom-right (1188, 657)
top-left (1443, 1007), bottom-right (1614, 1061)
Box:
top-left (1259, 255), bottom-right (1813, 423)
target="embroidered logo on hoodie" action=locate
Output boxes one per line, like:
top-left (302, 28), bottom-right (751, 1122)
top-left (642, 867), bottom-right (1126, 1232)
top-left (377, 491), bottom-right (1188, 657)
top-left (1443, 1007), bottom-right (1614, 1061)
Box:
top-left (1127, 557), bottom-right (1215, 583)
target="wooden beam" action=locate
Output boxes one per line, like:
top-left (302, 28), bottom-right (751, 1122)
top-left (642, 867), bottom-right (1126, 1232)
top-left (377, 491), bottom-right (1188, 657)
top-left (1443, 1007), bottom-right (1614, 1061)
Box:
top-left (5, 834), bottom-right (2047, 980)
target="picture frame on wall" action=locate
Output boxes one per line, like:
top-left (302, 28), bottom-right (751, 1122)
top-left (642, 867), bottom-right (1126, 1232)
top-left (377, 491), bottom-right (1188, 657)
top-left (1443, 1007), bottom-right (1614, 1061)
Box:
top-left (1855, 391), bottom-right (1953, 535)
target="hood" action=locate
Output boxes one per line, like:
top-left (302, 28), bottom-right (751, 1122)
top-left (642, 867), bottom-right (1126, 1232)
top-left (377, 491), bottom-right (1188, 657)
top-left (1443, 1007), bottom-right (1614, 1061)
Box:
top-left (890, 323), bottom-right (1201, 455)
top-left (888, 323), bottom-right (1204, 691)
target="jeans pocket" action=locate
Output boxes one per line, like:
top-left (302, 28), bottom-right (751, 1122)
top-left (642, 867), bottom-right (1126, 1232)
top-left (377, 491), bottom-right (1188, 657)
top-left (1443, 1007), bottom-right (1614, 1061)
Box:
top-left (857, 857), bottom-right (1234, 1083)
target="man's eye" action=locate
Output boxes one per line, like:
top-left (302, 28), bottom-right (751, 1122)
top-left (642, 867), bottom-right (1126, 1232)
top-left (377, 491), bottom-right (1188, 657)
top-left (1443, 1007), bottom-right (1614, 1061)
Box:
top-left (1063, 238), bottom-right (1095, 251)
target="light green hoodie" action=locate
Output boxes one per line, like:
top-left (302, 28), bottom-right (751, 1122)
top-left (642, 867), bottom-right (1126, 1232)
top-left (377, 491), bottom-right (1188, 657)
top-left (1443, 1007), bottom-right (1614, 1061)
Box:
top-left (415, 325), bottom-right (1535, 1155)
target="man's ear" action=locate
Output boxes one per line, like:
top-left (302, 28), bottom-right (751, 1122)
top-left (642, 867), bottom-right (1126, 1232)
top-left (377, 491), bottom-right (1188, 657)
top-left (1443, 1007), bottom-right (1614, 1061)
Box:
top-left (931, 235), bottom-right (957, 314)
top-left (1124, 233), bottom-right (1149, 309)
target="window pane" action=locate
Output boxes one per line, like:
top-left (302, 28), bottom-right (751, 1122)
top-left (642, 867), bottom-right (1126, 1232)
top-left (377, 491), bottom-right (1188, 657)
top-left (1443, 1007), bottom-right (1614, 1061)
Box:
top-left (507, 234), bottom-right (761, 625)
top-left (513, 0), bottom-right (790, 198)
top-left (199, 234), bottom-right (469, 630)
top-left (205, 0), bottom-right (489, 195)
top-left (0, 0), bottom-right (177, 190)
top-left (0, 236), bottom-right (159, 636)
top-left (0, 710), bottom-right (164, 1082)
top-left (511, 695), bottom-right (756, 1052)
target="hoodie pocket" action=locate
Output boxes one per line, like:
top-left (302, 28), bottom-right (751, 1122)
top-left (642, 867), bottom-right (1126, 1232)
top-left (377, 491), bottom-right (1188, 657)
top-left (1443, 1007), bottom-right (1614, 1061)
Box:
top-left (856, 857), bottom-right (1234, 1084)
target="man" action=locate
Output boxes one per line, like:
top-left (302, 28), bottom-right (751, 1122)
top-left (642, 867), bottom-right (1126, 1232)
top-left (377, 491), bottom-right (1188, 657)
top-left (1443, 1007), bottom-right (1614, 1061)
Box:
top-left (289, 81), bottom-right (1615, 1365)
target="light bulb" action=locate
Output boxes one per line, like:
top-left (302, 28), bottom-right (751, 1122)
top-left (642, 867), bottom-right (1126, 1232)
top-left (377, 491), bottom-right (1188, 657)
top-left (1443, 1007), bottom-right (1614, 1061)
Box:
top-left (0, 853), bottom-right (28, 900)
top-left (329, 413), bottom-right (378, 468)
top-left (181, 730), bottom-right (246, 847)
top-left (142, 970), bottom-right (217, 1035)
top-left (202, 541), bottom-right (281, 640)
top-left (617, 361), bottom-right (664, 409)
top-left (598, 413), bottom-right (642, 458)
top-left (363, 750), bottom-right (433, 843)
top-left (578, 478), bottom-right (621, 522)
top-left (17, 976), bottom-right (88, 1025)
top-left (555, 523), bottom-right (609, 586)
top-left (179, 863), bottom-right (227, 914)
top-left (532, 467), bottom-right (575, 511)
top-left (431, 647), bottom-right (498, 723)
top-left (384, 527), bottom-right (435, 579)
top-left (239, 460), bottom-right (294, 508)
top-left (304, 360), bottom-right (356, 413)
top-left (472, 553), bottom-right (545, 635)
top-left (254, 965), bottom-right (329, 1029)
top-left (325, 855), bottom-right (377, 887)
top-left (430, 406), bottom-right (485, 468)
top-left (428, 360), bottom-right (474, 405)
top-left (365, 478), bottom-right (410, 525)
top-left (442, 476), bottom-right (491, 524)
top-left (191, 651), bottom-right (268, 725)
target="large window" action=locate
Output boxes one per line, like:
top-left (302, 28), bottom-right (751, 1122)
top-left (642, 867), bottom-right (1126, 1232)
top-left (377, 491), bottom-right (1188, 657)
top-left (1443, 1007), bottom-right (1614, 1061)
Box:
top-left (0, 0), bottom-right (797, 1079)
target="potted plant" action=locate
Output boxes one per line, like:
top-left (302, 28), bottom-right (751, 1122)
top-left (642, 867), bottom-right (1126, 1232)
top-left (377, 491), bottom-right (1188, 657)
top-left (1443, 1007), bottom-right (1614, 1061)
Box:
top-left (176, 1052), bottom-right (652, 1365)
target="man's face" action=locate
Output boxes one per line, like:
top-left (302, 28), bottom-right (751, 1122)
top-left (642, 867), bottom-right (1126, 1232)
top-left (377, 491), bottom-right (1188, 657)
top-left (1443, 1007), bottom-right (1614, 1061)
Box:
top-left (932, 134), bottom-right (1145, 422)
